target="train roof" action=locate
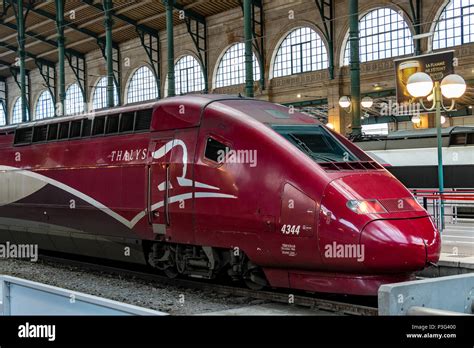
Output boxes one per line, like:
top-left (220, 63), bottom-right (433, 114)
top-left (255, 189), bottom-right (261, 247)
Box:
top-left (150, 94), bottom-right (319, 131)
top-left (356, 126), bottom-right (474, 151)
top-left (354, 126), bottom-right (474, 142)
top-left (1, 94), bottom-right (319, 139)
top-left (0, 94), bottom-right (265, 131)
top-left (384, 126), bottom-right (474, 140)
top-left (0, 100), bottom-right (158, 132)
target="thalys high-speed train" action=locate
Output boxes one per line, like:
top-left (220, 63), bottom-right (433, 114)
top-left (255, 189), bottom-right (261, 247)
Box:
top-left (0, 95), bottom-right (440, 295)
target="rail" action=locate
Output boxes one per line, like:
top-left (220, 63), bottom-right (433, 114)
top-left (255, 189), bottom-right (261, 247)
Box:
top-left (411, 189), bottom-right (474, 231)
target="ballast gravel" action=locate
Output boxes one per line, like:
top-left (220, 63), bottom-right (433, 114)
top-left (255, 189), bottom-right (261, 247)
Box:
top-left (0, 258), bottom-right (265, 315)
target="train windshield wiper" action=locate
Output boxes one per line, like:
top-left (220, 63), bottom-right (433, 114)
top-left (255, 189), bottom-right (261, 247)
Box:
top-left (288, 133), bottom-right (335, 162)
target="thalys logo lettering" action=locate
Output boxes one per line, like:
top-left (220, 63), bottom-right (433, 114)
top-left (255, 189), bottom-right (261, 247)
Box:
top-left (0, 138), bottom-right (236, 230)
top-left (108, 148), bottom-right (147, 162)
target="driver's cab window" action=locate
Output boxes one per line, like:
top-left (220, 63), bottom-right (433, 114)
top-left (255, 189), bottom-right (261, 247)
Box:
top-left (205, 137), bottom-right (228, 164)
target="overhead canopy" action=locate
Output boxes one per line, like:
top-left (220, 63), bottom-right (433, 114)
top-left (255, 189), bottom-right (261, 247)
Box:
top-left (0, 0), bottom-right (241, 79)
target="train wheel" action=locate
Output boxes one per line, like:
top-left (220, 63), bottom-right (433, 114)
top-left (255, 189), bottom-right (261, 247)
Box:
top-left (164, 245), bottom-right (180, 279)
top-left (164, 266), bottom-right (179, 279)
top-left (148, 243), bottom-right (179, 278)
top-left (243, 259), bottom-right (268, 291)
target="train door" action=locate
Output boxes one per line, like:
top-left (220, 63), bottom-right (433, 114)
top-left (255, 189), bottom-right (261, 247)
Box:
top-left (147, 137), bottom-right (173, 236)
top-left (275, 183), bottom-right (322, 267)
top-left (147, 129), bottom-right (197, 244)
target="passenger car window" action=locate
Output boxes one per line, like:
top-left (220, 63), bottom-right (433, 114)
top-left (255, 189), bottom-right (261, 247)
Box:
top-left (205, 137), bottom-right (227, 163)
top-left (47, 123), bottom-right (58, 141)
top-left (70, 120), bottom-right (82, 138)
top-left (92, 117), bottom-right (106, 136)
top-left (58, 122), bottom-right (70, 140)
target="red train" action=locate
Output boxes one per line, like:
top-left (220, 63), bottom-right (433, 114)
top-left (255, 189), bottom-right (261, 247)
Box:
top-left (0, 95), bottom-right (440, 295)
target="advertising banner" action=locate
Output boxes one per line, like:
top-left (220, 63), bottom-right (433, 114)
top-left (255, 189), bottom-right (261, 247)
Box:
top-left (395, 51), bottom-right (455, 104)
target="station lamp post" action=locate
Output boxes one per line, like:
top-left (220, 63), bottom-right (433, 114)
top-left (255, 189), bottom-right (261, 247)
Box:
top-left (406, 72), bottom-right (467, 230)
top-left (336, 96), bottom-right (374, 132)
top-left (339, 96), bottom-right (374, 112)
top-left (334, 95), bottom-right (374, 135)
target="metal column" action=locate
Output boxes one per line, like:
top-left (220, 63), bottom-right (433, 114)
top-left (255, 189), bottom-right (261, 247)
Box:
top-left (434, 81), bottom-right (445, 230)
top-left (164, 0), bottom-right (175, 97)
top-left (410, 0), bottom-right (422, 56)
top-left (415, 0), bottom-right (422, 55)
top-left (239, 0), bottom-right (264, 91)
top-left (315, 0), bottom-right (335, 79)
top-left (349, 0), bottom-right (361, 136)
top-left (104, 0), bottom-right (114, 108)
top-left (0, 79), bottom-right (7, 125)
top-left (17, 0), bottom-right (27, 122)
top-left (56, 0), bottom-right (65, 116)
top-left (243, 0), bottom-right (254, 97)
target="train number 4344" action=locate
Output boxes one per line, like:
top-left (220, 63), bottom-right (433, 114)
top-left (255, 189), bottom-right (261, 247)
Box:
top-left (281, 224), bottom-right (301, 235)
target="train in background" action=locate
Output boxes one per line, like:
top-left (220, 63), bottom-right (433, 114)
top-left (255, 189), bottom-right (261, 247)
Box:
top-left (355, 126), bottom-right (474, 222)
top-left (0, 95), bottom-right (440, 296)
top-left (355, 126), bottom-right (474, 189)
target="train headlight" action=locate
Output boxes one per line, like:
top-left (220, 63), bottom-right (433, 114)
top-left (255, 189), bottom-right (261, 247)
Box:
top-left (347, 200), bottom-right (387, 214)
top-left (405, 197), bottom-right (425, 212)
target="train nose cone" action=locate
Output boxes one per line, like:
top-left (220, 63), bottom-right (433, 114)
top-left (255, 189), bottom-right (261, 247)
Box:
top-left (360, 217), bottom-right (441, 272)
top-left (425, 223), bottom-right (441, 265)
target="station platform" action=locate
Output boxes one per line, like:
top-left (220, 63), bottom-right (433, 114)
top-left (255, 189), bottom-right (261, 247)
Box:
top-left (419, 222), bottom-right (474, 277)
top-left (202, 303), bottom-right (334, 316)
top-left (441, 223), bottom-right (474, 256)
top-left (437, 253), bottom-right (474, 273)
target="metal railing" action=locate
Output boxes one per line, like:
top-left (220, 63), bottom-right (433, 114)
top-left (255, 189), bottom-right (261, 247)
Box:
top-left (411, 189), bottom-right (474, 231)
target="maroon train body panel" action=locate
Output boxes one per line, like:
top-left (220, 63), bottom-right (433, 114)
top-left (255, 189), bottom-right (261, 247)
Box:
top-left (0, 95), bottom-right (441, 295)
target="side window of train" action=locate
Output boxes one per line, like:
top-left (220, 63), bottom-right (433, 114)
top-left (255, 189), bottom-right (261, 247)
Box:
top-left (92, 117), bottom-right (106, 136)
top-left (450, 132), bottom-right (474, 146)
top-left (70, 120), bottom-right (82, 139)
top-left (47, 123), bottom-right (59, 141)
top-left (58, 122), bottom-right (70, 140)
top-left (205, 137), bottom-right (228, 164)
top-left (105, 115), bottom-right (119, 135)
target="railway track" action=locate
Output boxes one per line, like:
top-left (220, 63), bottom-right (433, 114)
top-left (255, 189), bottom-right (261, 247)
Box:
top-left (38, 254), bottom-right (378, 316)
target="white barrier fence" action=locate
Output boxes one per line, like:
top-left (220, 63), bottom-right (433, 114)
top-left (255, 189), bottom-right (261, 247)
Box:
top-left (0, 275), bottom-right (168, 316)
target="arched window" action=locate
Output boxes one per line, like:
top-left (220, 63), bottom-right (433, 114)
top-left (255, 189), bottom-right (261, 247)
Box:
top-left (65, 83), bottom-right (84, 115)
top-left (343, 8), bottom-right (414, 65)
top-left (433, 0), bottom-right (474, 49)
top-left (92, 77), bottom-right (119, 110)
top-left (35, 90), bottom-right (55, 120)
top-left (11, 97), bottom-right (29, 124)
top-left (215, 43), bottom-right (261, 88)
top-left (273, 27), bottom-right (328, 78)
top-left (175, 55), bottom-right (205, 95)
top-left (126, 66), bottom-right (159, 104)
top-left (0, 103), bottom-right (6, 126)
